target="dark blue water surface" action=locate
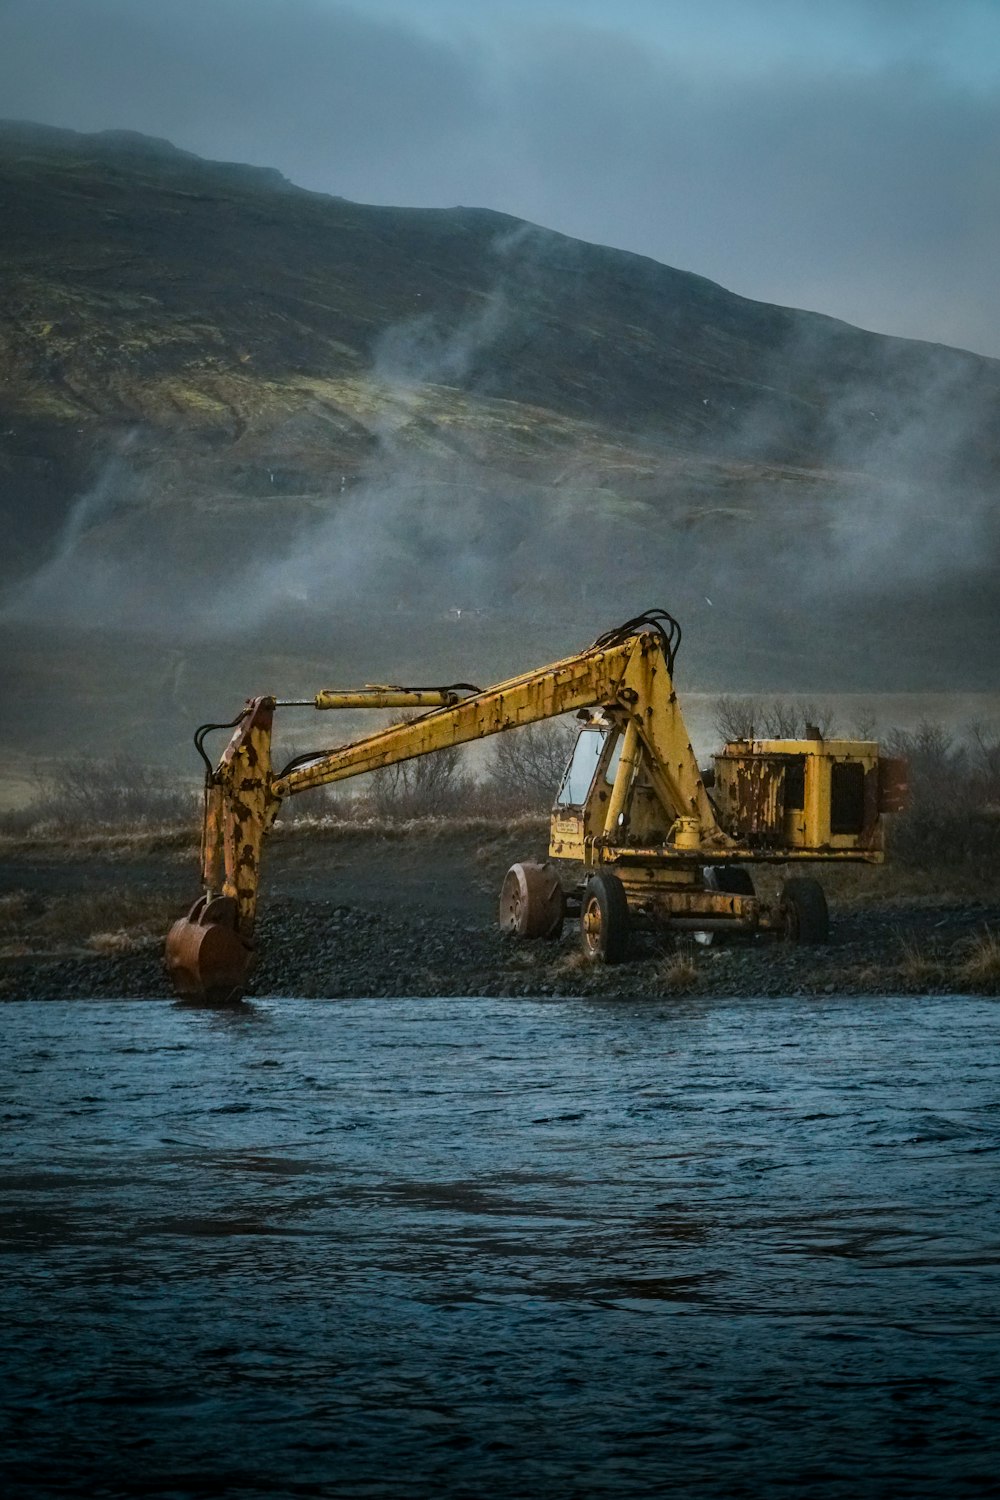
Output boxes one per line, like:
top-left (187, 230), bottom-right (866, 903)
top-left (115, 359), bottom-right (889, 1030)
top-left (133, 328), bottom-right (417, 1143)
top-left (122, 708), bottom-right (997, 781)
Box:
top-left (2, 993), bottom-right (999, 1499)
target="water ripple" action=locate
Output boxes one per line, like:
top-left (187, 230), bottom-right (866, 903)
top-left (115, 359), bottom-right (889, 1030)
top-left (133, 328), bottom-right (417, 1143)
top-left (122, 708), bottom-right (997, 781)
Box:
top-left (1, 992), bottom-right (999, 1497)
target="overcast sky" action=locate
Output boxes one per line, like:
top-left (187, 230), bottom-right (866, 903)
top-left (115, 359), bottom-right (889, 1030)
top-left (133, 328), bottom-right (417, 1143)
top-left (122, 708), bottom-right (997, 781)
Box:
top-left (1, 0), bottom-right (998, 357)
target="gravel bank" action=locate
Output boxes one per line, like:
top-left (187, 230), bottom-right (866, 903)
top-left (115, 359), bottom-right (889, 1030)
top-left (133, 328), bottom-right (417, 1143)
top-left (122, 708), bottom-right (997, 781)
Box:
top-left (2, 823), bottom-right (997, 1000)
top-left (3, 893), bottom-right (998, 1001)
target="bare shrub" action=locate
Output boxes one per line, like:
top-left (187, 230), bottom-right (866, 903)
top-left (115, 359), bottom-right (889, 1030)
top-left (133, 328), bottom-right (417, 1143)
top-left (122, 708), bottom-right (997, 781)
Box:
top-left (712, 695), bottom-right (757, 741)
top-left (968, 722), bottom-right (1000, 808)
top-left (851, 711), bottom-right (878, 739)
top-left (268, 738), bottom-right (359, 823)
top-left (19, 756), bottom-right (195, 831)
top-left (788, 701), bottom-right (838, 738)
top-left (365, 751), bottom-right (472, 818)
top-left (274, 782), bottom-right (353, 824)
top-left (758, 700), bottom-right (803, 738)
top-left (486, 719), bottom-right (578, 812)
top-left (350, 715), bottom-right (473, 820)
top-left (711, 696), bottom-right (837, 742)
top-left (882, 721), bottom-right (1000, 870)
top-left (883, 721), bottom-right (961, 789)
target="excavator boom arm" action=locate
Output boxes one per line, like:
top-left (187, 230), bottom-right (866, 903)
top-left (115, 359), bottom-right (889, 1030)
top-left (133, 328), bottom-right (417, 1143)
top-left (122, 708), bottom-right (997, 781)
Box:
top-left (276, 639), bottom-right (633, 796)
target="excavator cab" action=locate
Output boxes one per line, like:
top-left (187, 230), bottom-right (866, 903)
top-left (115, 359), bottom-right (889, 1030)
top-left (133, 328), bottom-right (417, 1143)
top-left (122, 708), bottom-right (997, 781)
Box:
top-left (555, 724), bottom-right (615, 808)
top-left (549, 720), bottom-right (624, 861)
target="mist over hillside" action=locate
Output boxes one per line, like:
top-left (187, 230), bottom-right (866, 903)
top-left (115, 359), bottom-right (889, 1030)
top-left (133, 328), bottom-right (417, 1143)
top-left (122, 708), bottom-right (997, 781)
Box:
top-left (1, 120), bottom-right (998, 760)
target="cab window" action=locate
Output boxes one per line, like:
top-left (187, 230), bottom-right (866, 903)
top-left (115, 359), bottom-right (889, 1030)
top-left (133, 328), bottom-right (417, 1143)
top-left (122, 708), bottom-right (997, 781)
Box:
top-left (557, 728), bottom-right (607, 807)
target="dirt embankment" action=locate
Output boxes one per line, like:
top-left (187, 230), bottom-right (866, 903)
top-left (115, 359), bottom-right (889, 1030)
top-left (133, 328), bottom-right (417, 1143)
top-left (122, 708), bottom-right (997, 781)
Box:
top-left (1, 820), bottom-right (998, 1001)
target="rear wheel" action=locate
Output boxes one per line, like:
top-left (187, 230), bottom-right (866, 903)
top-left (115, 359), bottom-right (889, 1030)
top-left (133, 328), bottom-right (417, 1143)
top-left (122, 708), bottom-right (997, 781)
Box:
top-left (779, 877), bottom-right (829, 944)
top-left (499, 862), bottom-right (566, 940)
top-left (580, 873), bottom-right (630, 963)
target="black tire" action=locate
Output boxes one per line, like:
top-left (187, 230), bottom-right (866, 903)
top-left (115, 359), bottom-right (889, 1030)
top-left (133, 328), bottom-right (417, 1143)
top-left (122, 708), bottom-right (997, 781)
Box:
top-left (580, 873), bottom-right (630, 964)
top-left (779, 877), bottom-right (829, 944)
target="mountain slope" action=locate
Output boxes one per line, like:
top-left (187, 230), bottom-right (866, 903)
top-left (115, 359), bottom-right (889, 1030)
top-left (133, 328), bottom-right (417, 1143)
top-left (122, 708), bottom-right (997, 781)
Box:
top-left (0, 121), bottom-right (998, 756)
top-left (4, 120), bottom-right (998, 557)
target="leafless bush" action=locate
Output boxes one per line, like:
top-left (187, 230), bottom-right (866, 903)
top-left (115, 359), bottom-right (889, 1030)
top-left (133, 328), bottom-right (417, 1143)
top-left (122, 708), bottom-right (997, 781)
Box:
top-left (16, 756), bottom-right (195, 831)
top-left (850, 711), bottom-right (878, 739)
top-left (712, 695), bottom-right (757, 741)
top-left (882, 722), bottom-right (964, 801)
top-left (269, 735), bottom-right (366, 823)
top-left (711, 696), bottom-right (837, 742)
top-left (486, 719), bottom-right (578, 811)
top-left (883, 720), bottom-right (1000, 869)
top-left (968, 721), bottom-right (1000, 807)
top-left (341, 715), bottom-right (473, 819)
top-left (364, 750), bottom-right (472, 818)
top-left (301, 716), bottom-right (579, 822)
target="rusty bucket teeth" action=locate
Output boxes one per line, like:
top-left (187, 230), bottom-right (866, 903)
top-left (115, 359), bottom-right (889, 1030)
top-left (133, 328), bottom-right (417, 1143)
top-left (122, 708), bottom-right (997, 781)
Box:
top-left (165, 895), bottom-right (252, 1003)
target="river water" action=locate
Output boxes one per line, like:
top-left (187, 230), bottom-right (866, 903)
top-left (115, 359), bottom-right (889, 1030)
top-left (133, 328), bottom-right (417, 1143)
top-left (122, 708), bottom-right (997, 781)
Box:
top-left (2, 993), bottom-right (999, 1499)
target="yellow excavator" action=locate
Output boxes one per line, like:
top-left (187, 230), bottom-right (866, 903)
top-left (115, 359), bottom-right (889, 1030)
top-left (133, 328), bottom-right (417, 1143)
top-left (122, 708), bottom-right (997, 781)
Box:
top-left (166, 609), bottom-right (908, 1000)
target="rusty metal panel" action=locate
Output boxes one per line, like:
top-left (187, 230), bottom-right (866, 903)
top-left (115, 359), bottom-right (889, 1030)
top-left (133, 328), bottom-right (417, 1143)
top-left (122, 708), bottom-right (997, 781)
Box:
top-left (716, 754), bottom-right (785, 842)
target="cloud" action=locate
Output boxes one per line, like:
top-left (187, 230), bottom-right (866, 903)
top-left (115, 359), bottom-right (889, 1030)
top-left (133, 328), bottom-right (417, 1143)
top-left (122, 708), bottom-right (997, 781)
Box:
top-left (0, 1), bottom-right (485, 199)
top-left (0, 0), bottom-right (998, 355)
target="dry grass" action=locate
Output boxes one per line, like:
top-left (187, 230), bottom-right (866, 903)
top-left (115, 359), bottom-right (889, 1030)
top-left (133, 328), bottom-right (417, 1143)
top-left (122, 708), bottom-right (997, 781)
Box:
top-left (894, 928), bottom-right (1000, 995)
top-left (0, 824), bottom-right (197, 858)
top-left (0, 887), bottom-right (172, 957)
top-left (844, 961), bottom-right (888, 990)
top-left (956, 930), bottom-right (1000, 994)
top-left (0, 814), bottom-right (548, 860)
top-left (272, 812), bottom-right (549, 843)
top-left (553, 949), bottom-right (590, 977)
top-left (655, 953), bottom-right (700, 993)
top-left (897, 937), bottom-right (945, 987)
top-left (85, 929), bottom-right (157, 955)
top-left (819, 861), bottom-right (997, 906)
top-left (506, 946), bottom-right (548, 970)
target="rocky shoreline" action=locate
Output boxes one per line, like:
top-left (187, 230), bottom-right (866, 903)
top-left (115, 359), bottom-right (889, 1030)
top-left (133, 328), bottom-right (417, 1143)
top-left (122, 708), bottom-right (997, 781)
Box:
top-left (4, 893), bottom-right (998, 1003)
top-left (2, 821), bottom-right (997, 1001)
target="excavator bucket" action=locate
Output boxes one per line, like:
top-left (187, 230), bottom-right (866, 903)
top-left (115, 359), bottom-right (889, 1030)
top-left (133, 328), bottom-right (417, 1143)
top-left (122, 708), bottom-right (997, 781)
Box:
top-left (165, 895), bottom-right (252, 1003)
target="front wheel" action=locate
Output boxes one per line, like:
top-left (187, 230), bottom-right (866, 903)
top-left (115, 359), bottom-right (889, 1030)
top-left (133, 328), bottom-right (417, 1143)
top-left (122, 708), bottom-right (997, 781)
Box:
top-left (779, 878), bottom-right (829, 944)
top-left (499, 862), bottom-right (566, 940)
top-left (580, 873), bottom-right (630, 964)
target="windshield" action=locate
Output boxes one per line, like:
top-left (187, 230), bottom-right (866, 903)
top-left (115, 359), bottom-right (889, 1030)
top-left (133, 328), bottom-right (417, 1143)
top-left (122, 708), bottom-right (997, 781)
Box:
top-left (556, 727), bottom-right (623, 807)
